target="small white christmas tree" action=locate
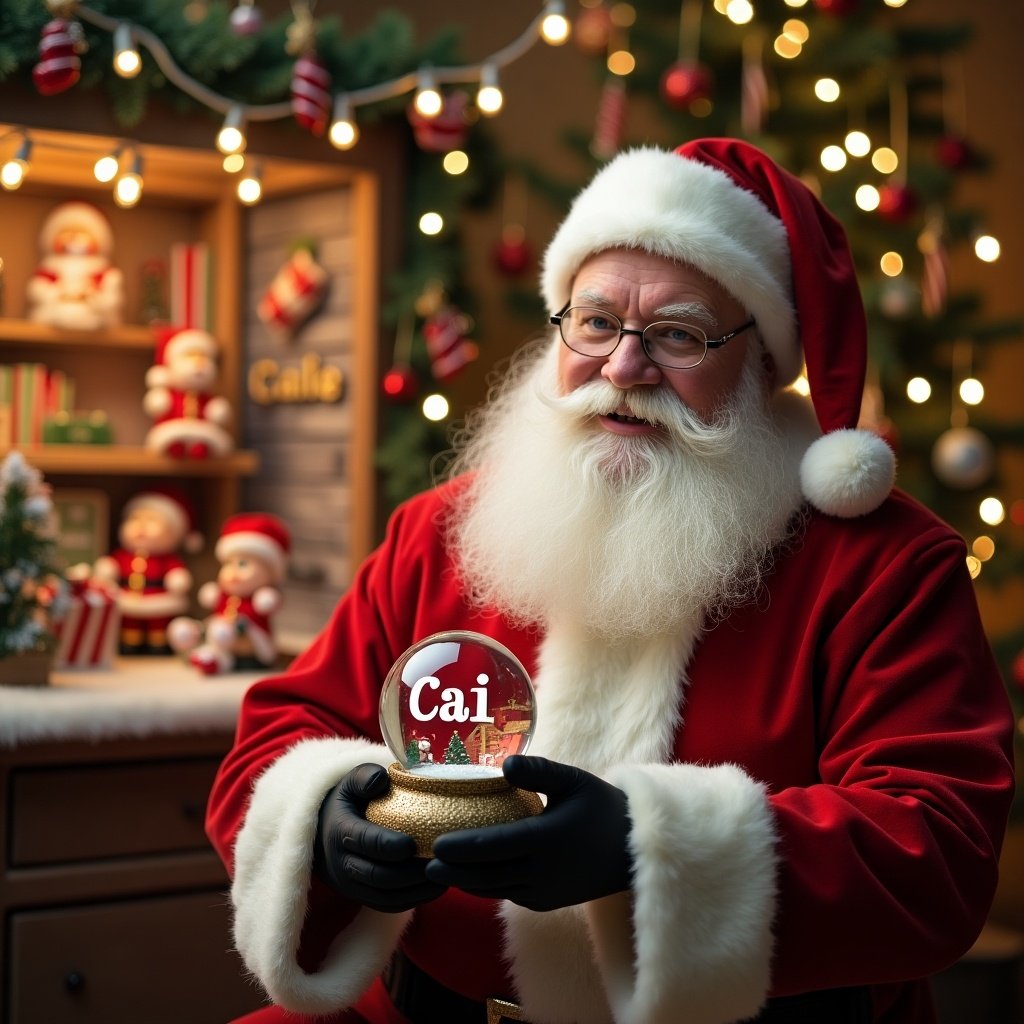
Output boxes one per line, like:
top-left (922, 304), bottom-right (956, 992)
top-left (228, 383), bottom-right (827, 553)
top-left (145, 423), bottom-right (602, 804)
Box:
top-left (0, 451), bottom-right (68, 659)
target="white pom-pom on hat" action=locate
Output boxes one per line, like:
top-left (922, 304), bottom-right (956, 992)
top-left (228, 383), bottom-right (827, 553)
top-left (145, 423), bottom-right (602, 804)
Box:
top-left (800, 429), bottom-right (896, 519)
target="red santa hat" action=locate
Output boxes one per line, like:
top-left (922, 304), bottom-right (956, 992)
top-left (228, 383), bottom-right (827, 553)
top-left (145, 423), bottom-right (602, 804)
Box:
top-left (124, 486), bottom-right (203, 552)
top-left (39, 201), bottom-right (114, 257)
top-left (540, 138), bottom-right (895, 518)
top-left (146, 326), bottom-right (220, 388)
top-left (215, 513), bottom-right (291, 583)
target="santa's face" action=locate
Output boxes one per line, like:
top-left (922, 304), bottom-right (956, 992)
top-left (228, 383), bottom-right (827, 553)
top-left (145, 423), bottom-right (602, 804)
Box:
top-left (557, 248), bottom-right (753, 424)
top-left (167, 349), bottom-right (217, 391)
top-left (121, 507), bottom-right (184, 554)
top-left (53, 227), bottom-right (101, 256)
top-left (218, 554), bottom-right (274, 597)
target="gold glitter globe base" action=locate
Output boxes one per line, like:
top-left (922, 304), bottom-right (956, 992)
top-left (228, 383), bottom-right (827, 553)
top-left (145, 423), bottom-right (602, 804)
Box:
top-left (365, 762), bottom-right (544, 858)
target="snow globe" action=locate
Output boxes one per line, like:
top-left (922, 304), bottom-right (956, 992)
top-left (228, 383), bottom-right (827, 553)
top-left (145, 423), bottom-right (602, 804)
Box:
top-left (365, 630), bottom-right (543, 856)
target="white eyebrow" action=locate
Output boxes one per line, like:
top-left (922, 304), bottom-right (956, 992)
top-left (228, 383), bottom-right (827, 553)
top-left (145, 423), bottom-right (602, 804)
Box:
top-left (653, 302), bottom-right (717, 326)
top-left (574, 287), bottom-right (612, 306)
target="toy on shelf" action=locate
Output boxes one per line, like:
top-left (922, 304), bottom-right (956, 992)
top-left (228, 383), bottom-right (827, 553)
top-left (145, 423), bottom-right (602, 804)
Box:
top-left (26, 201), bottom-right (125, 331)
top-left (169, 512), bottom-right (290, 675)
top-left (143, 326), bottom-right (234, 459)
top-left (94, 487), bottom-right (201, 654)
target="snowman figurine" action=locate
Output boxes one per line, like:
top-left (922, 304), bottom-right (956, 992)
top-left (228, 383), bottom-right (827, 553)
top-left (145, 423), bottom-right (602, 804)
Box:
top-left (26, 201), bottom-right (125, 330)
top-left (169, 512), bottom-right (291, 674)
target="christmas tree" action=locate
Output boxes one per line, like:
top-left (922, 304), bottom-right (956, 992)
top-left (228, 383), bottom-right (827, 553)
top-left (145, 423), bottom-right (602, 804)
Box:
top-left (506, 0), bottom-right (1024, 738)
top-left (0, 451), bottom-right (68, 659)
top-left (443, 730), bottom-right (472, 765)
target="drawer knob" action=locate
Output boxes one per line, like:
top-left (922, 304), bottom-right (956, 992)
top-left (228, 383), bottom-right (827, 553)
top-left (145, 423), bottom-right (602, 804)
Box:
top-left (65, 971), bottom-right (86, 993)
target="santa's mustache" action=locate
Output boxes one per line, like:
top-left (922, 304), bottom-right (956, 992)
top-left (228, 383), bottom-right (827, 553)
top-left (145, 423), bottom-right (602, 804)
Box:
top-left (536, 378), bottom-right (748, 458)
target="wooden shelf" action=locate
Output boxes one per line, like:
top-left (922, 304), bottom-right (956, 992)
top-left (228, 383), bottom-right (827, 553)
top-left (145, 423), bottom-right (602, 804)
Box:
top-left (0, 444), bottom-right (259, 477)
top-left (0, 318), bottom-right (155, 350)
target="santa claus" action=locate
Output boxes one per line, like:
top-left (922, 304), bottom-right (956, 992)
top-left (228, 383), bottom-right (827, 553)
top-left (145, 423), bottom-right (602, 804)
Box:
top-left (94, 487), bottom-right (201, 654)
top-left (169, 512), bottom-right (291, 675)
top-left (26, 201), bottom-right (125, 331)
top-left (143, 326), bottom-right (233, 459)
top-left (205, 140), bottom-right (1014, 1024)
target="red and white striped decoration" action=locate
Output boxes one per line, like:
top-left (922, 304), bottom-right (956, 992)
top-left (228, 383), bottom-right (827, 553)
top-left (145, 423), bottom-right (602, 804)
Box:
top-left (257, 247), bottom-right (329, 333)
top-left (423, 306), bottom-right (478, 381)
top-left (291, 53), bottom-right (332, 136)
top-left (32, 18), bottom-right (81, 97)
top-left (591, 78), bottom-right (627, 161)
top-left (53, 579), bottom-right (120, 670)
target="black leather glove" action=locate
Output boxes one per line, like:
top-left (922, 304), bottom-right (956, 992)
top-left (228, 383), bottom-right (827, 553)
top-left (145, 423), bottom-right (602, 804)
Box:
top-left (314, 762), bottom-right (446, 913)
top-left (425, 755), bottom-right (632, 912)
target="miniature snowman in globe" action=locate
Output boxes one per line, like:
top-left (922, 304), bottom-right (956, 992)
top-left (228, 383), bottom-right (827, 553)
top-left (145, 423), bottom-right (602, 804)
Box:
top-left (365, 631), bottom-right (543, 856)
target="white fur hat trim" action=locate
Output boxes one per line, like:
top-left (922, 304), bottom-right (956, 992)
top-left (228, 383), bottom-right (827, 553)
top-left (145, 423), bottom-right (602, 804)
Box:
top-left (800, 428), bottom-right (896, 518)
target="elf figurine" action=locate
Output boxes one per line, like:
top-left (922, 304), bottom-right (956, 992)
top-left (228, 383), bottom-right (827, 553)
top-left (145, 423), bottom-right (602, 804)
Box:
top-left (26, 201), bottom-right (125, 331)
top-left (94, 487), bottom-right (201, 654)
top-left (143, 326), bottom-right (234, 459)
top-left (169, 512), bottom-right (290, 675)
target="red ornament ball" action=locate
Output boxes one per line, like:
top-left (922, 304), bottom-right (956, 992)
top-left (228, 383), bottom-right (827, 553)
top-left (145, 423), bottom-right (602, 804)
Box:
top-left (33, 19), bottom-right (81, 97)
top-left (876, 184), bottom-right (918, 224)
top-left (1012, 650), bottom-right (1024, 691)
top-left (229, 3), bottom-right (264, 36)
top-left (382, 366), bottom-right (419, 403)
top-left (574, 8), bottom-right (614, 56)
top-left (659, 62), bottom-right (713, 110)
top-left (493, 232), bottom-right (532, 277)
top-left (935, 135), bottom-right (976, 171)
top-left (814, 0), bottom-right (859, 15)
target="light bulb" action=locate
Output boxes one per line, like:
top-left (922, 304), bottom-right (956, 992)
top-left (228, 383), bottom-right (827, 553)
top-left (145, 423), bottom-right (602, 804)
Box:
top-left (414, 70), bottom-right (443, 118)
top-left (1, 138), bottom-right (30, 191)
top-left (113, 23), bottom-right (142, 78)
top-left (114, 152), bottom-right (143, 207)
top-left (422, 393), bottom-right (450, 421)
top-left (237, 163), bottom-right (263, 205)
top-left (815, 78), bottom-right (841, 103)
top-left (93, 150), bottom-right (120, 183)
top-left (443, 150), bottom-right (469, 175)
top-left (216, 106), bottom-right (246, 155)
top-left (540, 2), bottom-right (570, 45)
top-left (959, 378), bottom-right (984, 405)
top-left (329, 96), bottom-right (358, 150)
top-left (820, 145), bottom-right (847, 172)
top-left (845, 131), bottom-right (871, 157)
top-left (979, 497), bottom-right (1005, 526)
top-left (906, 377), bottom-right (931, 403)
top-left (880, 251), bottom-right (904, 276)
top-left (477, 65), bottom-right (503, 115)
top-left (974, 234), bottom-right (1001, 263)
top-left (855, 184), bottom-right (880, 211)
top-left (419, 212), bottom-right (443, 236)
top-left (872, 147), bottom-right (899, 173)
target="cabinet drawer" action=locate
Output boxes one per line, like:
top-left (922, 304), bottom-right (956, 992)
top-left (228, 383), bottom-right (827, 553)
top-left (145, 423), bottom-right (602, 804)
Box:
top-left (6, 890), bottom-right (263, 1023)
top-left (8, 758), bottom-right (220, 865)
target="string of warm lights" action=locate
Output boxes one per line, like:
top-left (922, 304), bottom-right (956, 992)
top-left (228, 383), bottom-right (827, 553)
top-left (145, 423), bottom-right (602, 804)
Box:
top-left (2, 1), bottom-right (571, 206)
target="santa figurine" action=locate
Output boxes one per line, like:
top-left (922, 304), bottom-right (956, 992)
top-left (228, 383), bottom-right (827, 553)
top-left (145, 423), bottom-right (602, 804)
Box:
top-left (169, 512), bottom-right (291, 675)
top-left (26, 201), bottom-right (125, 330)
top-left (143, 326), bottom-right (234, 459)
top-left (94, 487), bottom-right (202, 654)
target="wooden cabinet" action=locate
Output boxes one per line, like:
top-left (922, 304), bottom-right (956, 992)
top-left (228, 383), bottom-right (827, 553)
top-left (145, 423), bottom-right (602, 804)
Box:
top-left (0, 730), bottom-right (264, 1023)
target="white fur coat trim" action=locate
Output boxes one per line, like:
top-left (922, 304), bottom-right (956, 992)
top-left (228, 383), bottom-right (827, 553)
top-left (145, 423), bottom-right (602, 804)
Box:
top-left (501, 625), bottom-right (778, 1024)
top-left (231, 735), bottom-right (407, 1013)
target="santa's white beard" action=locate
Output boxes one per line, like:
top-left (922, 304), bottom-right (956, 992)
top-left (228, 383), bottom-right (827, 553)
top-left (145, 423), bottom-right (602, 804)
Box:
top-left (445, 340), bottom-right (808, 642)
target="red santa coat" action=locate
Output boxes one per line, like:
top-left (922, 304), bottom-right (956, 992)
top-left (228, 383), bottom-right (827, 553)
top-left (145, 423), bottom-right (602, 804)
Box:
top-left (104, 548), bottom-right (190, 620)
top-left (207, 479), bottom-right (1014, 1024)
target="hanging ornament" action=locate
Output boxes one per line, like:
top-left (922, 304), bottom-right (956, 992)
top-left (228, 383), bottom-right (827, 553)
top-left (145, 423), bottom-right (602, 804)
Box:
top-left (290, 53), bottom-right (331, 136)
top-left (931, 426), bottom-right (995, 490)
top-left (230, 0), bottom-right (264, 37)
top-left (876, 183), bottom-right (917, 223)
top-left (1011, 650), bottom-right (1024, 691)
top-left (661, 0), bottom-right (711, 112)
top-left (407, 91), bottom-right (470, 153)
top-left (575, 7), bottom-right (614, 56)
top-left (660, 61), bottom-right (713, 110)
top-left (740, 33), bottom-right (769, 137)
top-left (493, 225), bottom-right (532, 276)
top-left (423, 306), bottom-right (478, 381)
top-left (382, 365), bottom-right (420, 403)
top-left (257, 244), bottom-right (329, 335)
top-left (814, 0), bottom-right (859, 15)
top-left (878, 276), bottom-right (918, 320)
top-left (33, 18), bottom-right (82, 96)
top-left (919, 213), bottom-right (949, 318)
top-left (591, 77), bottom-right (627, 161)
top-left (935, 135), bottom-right (977, 171)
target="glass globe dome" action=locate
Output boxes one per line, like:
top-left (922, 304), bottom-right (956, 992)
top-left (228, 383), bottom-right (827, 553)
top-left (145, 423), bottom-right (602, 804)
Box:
top-left (379, 630), bottom-right (536, 776)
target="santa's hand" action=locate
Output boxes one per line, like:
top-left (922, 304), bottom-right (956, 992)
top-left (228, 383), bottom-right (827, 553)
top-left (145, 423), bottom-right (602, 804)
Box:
top-left (426, 755), bottom-right (632, 912)
top-left (314, 763), bottom-right (446, 913)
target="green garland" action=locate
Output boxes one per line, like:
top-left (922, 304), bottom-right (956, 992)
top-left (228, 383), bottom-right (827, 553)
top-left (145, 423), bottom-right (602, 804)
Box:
top-left (0, 0), bottom-right (504, 511)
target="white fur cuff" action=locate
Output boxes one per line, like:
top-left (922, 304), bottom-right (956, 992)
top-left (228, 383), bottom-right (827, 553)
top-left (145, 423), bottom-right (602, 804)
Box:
top-left (231, 736), bottom-right (408, 1013)
top-left (595, 762), bottom-right (778, 1024)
